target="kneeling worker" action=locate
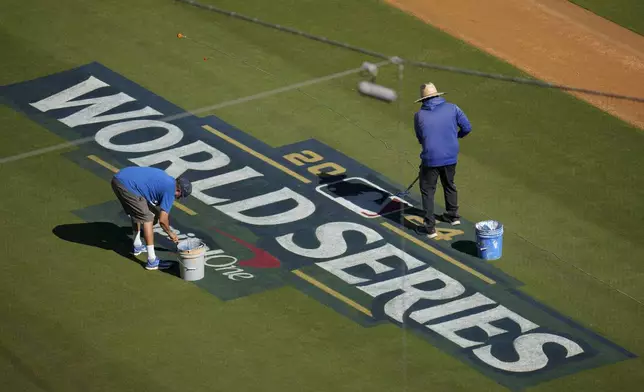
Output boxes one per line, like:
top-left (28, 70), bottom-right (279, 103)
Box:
top-left (111, 166), bottom-right (192, 270)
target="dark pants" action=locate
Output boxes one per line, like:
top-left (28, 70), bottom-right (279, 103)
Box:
top-left (419, 163), bottom-right (459, 229)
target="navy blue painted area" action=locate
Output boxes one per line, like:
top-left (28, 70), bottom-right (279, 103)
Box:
top-left (2, 62), bottom-right (187, 121)
top-left (275, 138), bottom-right (521, 287)
top-left (508, 289), bottom-right (636, 359)
top-left (70, 198), bottom-right (291, 301)
top-left (2, 62), bottom-right (635, 390)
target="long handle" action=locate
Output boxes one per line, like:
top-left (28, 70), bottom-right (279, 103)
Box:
top-left (395, 175), bottom-right (420, 198)
top-left (405, 175), bottom-right (420, 191)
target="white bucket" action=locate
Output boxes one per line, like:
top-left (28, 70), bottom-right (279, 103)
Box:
top-left (177, 238), bottom-right (206, 281)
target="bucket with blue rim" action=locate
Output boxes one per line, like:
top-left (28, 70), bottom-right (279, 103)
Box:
top-left (475, 220), bottom-right (503, 260)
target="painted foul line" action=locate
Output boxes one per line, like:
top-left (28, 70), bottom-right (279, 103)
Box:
top-left (90, 152), bottom-right (370, 314)
top-left (87, 154), bottom-right (197, 216)
top-left (0, 136), bottom-right (96, 164)
top-left (202, 125), bottom-right (311, 184)
top-left (293, 270), bottom-right (373, 317)
top-left (381, 222), bottom-right (496, 285)
top-left (87, 154), bottom-right (119, 173)
top-left (89, 147), bottom-right (370, 315)
top-left (204, 126), bottom-right (496, 285)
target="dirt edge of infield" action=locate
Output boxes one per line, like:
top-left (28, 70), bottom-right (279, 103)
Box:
top-left (385, 0), bottom-right (644, 130)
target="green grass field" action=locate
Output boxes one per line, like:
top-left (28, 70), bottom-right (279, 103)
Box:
top-left (570, 0), bottom-right (644, 35)
top-left (2, 0), bottom-right (644, 391)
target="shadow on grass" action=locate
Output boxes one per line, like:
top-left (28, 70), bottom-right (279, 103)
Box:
top-left (317, 172), bottom-right (348, 184)
top-left (317, 173), bottom-right (419, 217)
top-left (452, 240), bottom-right (479, 258)
top-left (313, 164), bottom-right (484, 260)
top-left (0, 344), bottom-right (54, 392)
top-left (52, 222), bottom-right (180, 277)
top-left (315, 172), bottom-right (431, 236)
top-left (378, 205), bottom-right (429, 235)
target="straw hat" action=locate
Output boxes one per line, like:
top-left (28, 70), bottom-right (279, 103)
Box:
top-left (415, 82), bottom-right (446, 103)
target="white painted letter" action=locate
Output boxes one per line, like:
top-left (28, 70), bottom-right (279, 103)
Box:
top-left (95, 120), bottom-right (183, 152)
top-left (215, 187), bottom-right (315, 225)
top-left (30, 76), bottom-right (161, 127)
top-left (130, 140), bottom-right (232, 177)
top-left (358, 267), bottom-right (466, 322)
top-left (411, 293), bottom-right (496, 325)
top-left (204, 254), bottom-right (238, 268)
top-left (191, 167), bottom-right (264, 205)
top-left (427, 305), bottom-right (539, 348)
top-left (275, 222), bottom-right (383, 259)
top-left (316, 244), bottom-right (425, 285)
top-left (473, 333), bottom-right (584, 373)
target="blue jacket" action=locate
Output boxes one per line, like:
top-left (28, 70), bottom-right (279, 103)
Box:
top-left (414, 97), bottom-right (472, 167)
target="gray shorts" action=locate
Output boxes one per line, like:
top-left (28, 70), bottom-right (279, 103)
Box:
top-left (111, 177), bottom-right (160, 224)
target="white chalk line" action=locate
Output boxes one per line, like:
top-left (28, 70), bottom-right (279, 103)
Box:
top-left (0, 62), bottom-right (390, 165)
top-left (0, 136), bottom-right (96, 164)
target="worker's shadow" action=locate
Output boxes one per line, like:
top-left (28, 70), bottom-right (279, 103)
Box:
top-left (52, 222), bottom-right (180, 277)
top-left (317, 173), bottom-right (393, 207)
top-left (318, 173), bottom-right (480, 257)
top-left (317, 173), bottom-right (347, 184)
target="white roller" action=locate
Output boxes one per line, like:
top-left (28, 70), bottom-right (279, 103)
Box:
top-left (358, 81), bottom-right (397, 102)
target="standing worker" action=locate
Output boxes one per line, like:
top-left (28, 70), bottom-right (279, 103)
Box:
top-left (413, 83), bottom-right (472, 238)
top-left (111, 166), bottom-right (192, 270)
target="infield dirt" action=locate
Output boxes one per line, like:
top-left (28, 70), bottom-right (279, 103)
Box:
top-left (386, 0), bottom-right (644, 129)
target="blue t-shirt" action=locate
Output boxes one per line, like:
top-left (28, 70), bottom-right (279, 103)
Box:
top-left (115, 167), bottom-right (176, 212)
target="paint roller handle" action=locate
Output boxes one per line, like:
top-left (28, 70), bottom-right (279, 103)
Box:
top-left (394, 175), bottom-right (421, 199)
top-left (402, 175), bottom-right (420, 193)
top-left (407, 175), bottom-right (420, 190)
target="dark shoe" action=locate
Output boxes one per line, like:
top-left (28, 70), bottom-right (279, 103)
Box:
top-left (439, 213), bottom-right (461, 226)
top-left (415, 225), bottom-right (438, 239)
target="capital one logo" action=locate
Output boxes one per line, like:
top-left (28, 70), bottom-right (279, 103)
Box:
top-left (154, 226), bottom-right (281, 281)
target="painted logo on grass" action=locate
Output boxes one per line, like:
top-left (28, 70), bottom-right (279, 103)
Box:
top-left (1, 62), bottom-right (635, 390)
